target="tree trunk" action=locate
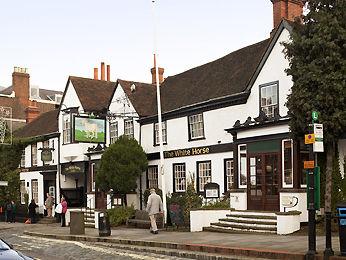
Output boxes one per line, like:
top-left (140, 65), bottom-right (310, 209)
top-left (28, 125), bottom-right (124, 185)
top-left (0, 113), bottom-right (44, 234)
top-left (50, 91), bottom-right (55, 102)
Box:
top-left (324, 142), bottom-right (335, 212)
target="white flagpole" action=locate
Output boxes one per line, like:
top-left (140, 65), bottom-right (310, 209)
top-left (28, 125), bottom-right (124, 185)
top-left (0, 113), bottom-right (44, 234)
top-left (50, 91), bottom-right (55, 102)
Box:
top-left (151, 0), bottom-right (167, 224)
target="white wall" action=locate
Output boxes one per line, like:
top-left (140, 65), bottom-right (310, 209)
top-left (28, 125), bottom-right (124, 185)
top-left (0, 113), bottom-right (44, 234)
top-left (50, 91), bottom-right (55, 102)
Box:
top-left (24, 137), bottom-right (59, 168)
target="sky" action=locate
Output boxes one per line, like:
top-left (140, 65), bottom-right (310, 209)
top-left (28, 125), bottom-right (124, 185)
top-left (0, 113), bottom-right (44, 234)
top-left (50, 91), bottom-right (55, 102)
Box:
top-left (0, 1), bottom-right (273, 91)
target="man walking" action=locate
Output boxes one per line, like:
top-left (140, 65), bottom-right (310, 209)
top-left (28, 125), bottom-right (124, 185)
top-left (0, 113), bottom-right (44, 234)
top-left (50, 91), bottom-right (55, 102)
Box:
top-left (146, 188), bottom-right (163, 234)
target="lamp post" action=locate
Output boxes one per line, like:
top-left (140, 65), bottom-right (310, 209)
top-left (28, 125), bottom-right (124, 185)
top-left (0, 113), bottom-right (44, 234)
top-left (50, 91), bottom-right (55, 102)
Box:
top-left (151, 0), bottom-right (167, 223)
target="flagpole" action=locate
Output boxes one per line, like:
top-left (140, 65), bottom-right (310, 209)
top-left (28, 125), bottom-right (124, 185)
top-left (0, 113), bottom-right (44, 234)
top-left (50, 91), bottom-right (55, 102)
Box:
top-left (151, 0), bottom-right (167, 224)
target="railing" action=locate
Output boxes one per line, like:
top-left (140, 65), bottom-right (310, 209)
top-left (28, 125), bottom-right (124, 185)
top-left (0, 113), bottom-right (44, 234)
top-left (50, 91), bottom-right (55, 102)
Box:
top-left (81, 197), bottom-right (94, 222)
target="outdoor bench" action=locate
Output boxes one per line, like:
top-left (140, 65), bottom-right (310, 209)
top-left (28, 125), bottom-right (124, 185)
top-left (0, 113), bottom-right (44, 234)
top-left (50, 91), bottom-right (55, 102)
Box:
top-left (126, 210), bottom-right (163, 229)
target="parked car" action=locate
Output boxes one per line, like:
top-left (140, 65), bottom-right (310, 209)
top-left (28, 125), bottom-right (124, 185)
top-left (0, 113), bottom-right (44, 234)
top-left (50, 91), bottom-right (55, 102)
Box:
top-left (0, 238), bottom-right (33, 260)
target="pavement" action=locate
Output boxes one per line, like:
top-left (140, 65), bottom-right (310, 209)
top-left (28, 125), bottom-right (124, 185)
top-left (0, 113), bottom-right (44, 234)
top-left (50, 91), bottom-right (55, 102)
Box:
top-left (1, 222), bottom-right (344, 260)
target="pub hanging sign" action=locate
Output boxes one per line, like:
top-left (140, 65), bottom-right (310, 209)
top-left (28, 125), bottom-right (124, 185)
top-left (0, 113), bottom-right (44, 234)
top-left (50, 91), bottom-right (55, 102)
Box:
top-left (40, 148), bottom-right (53, 162)
top-left (61, 162), bottom-right (85, 175)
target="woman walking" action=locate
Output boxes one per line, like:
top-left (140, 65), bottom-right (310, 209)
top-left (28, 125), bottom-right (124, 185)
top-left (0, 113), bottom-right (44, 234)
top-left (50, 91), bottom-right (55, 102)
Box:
top-left (60, 197), bottom-right (67, 227)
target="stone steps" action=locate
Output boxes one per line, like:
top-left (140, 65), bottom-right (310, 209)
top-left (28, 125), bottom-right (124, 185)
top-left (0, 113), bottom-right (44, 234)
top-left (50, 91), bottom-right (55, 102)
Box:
top-left (206, 210), bottom-right (277, 234)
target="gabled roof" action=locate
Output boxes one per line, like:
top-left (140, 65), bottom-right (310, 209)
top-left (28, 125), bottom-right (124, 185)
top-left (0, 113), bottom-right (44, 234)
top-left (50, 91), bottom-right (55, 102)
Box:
top-left (68, 76), bottom-right (117, 113)
top-left (118, 79), bottom-right (157, 117)
top-left (14, 109), bottom-right (59, 138)
top-left (159, 38), bottom-right (270, 113)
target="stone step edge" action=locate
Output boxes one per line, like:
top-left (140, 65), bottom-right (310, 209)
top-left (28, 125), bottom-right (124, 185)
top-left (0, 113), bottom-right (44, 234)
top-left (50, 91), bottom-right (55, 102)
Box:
top-left (219, 218), bottom-right (277, 226)
top-left (211, 222), bottom-right (277, 231)
top-left (23, 231), bottom-right (307, 260)
top-left (203, 226), bottom-right (276, 235)
top-left (226, 214), bottom-right (276, 220)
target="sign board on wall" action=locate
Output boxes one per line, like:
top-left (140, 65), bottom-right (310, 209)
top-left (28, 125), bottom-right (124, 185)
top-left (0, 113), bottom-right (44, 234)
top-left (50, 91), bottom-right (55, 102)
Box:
top-left (61, 162), bottom-right (85, 175)
top-left (204, 182), bottom-right (220, 198)
top-left (73, 116), bottom-right (106, 143)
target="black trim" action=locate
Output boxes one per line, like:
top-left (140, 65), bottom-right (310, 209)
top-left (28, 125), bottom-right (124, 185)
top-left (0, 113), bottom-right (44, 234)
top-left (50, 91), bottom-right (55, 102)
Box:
top-left (188, 113), bottom-right (205, 141)
top-left (139, 92), bottom-right (249, 125)
top-left (147, 142), bottom-right (234, 161)
top-left (259, 81), bottom-right (279, 118)
top-left (196, 160), bottom-right (212, 193)
top-left (25, 164), bottom-right (58, 172)
top-left (172, 163), bottom-right (186, 193)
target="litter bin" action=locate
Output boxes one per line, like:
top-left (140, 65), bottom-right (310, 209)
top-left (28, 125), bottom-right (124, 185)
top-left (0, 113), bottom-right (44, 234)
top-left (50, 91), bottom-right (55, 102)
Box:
top-left (336, 202), bottom-right (346, 256)
top-left (98, 211), bottom-right (111, 237)
top-left (70, 211), bottom-right (85, 235)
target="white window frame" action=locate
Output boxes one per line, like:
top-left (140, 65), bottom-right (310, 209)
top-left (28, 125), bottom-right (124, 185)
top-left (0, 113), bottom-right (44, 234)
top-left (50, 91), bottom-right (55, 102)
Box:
top-left (31, 143), bottom-right (37, 166)
top-left (282, 139), bottom-right (294, 188)
top-left (20, 149), bottom-right (25, 168)
top-left (188, 113), bottom-right (205, 140)
top-left (197, 161), bottom-right (212, 192)
top-left (91, 163), bottom-right (96, 192)
top-left (63, 115), bottom-right (71, 144)
top-left (110, 122), bottom-right (118, 144)
top-left (20, 180), bottom-right (26, 204)
top-left (225, 159), bottom-right (234, 191)
top-left (31, 180), bottom-right (38, 203)
top-left (154, 121), bottom-right (167, 145)
top-left (238, 144), bottom-right (247, 188)
top-left (124, 119), bottom-right (134, 139)
top-left (260, 82), bottom-right (278, 118)
top-left (147, 166), bottom-right (158, 189)
top-left (173, 163), bottom-right (186, 192)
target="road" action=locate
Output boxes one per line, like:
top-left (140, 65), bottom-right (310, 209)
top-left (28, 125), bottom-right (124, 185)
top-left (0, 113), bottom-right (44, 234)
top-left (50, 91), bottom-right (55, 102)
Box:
top-left (0, 225), bottom-right (192, 260)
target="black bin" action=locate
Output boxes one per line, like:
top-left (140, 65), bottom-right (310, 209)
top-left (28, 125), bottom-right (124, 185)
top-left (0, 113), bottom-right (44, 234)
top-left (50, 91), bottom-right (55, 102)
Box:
top-left (98, 211), bottom-right (111, 237)
top-left (337, 202), bottom-right (346, 256)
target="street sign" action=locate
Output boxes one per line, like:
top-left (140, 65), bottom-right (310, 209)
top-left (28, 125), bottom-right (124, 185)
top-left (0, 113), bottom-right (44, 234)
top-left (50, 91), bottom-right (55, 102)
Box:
top-left (312, 111), bottom-right (318, 121)
top-left (0, 181), bottom-right (8, 186)
top-left (305, 134), bottom-right (315, 144)
top-left (304, 160), bottom-right (315, 169)
top-left (313, 123), bottom-right (324, 152)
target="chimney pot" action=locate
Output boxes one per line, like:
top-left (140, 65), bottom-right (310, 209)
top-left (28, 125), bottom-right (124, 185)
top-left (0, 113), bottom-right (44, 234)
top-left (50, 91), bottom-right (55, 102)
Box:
top-left (107, 65), bottom-right (110, 81)
top-left (94, 68), bottom-right (98, 80)
top-left (271, 0), bottom-right (304, 29)
top-left (101, 62), bottom-right (105, 81)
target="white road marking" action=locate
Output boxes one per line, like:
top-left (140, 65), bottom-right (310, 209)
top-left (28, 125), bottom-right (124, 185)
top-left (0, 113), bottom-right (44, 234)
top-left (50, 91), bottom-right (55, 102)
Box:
top-left (16, 235), bottom-right (166, 260)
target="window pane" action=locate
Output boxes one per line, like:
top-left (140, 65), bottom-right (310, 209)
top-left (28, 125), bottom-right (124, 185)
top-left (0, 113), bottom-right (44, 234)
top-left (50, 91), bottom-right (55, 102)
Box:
top-left (260, 84), bottom-right (278, 118)
top-left (225, 159), bottom-right (234, 191)
top-left (198, 161), bottom-right (211, 192)
top-left (283, 140), bottom-right (293, 186)
top-left (174, 164), bottom-right (186, 192)
top-left (148, 166), bottom-right (158, 189)
top-left (189, 114), bottom-right (204, 139)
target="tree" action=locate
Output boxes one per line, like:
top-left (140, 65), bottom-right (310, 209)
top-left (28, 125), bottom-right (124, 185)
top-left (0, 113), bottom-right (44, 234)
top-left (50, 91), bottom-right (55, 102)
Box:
top-left (284, 0), bottom-right (346, 210)
top-left (96, 136), bottom-right (148, 203)
top-left (283, 1), bottom-right (345, 256)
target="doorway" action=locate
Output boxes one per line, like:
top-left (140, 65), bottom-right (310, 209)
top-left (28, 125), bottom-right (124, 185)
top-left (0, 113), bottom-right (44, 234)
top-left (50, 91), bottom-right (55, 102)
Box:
top-left (247, 153), bottom-right (280, 211)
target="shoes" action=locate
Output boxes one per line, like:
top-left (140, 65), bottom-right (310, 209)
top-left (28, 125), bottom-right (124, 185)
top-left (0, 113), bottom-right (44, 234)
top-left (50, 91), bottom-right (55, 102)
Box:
top-left (150, 230), bottom-right (158, 234)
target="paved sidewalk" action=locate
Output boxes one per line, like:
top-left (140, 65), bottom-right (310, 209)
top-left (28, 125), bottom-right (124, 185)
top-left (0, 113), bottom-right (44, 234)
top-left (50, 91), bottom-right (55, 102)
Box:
top-left (1, 222), bottom-right (343, 260)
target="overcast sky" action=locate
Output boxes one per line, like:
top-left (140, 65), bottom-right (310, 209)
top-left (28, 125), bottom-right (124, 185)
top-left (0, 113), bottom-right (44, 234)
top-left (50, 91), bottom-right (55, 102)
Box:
top-left (0, 0), bottom-right (273, 91)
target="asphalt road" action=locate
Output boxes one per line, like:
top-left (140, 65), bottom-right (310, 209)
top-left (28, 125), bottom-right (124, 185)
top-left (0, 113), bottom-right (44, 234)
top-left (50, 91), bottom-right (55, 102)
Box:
top-left (0, 226), bottom-right (192, 260)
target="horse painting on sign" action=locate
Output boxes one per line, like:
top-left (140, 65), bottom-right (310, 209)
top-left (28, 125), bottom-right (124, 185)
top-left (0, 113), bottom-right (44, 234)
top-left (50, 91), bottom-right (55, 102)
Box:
top-left (0, 106), bottom-right (12, 145)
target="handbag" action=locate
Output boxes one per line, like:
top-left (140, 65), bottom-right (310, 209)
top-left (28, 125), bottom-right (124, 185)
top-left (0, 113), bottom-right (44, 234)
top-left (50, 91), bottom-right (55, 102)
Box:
top-left (55, 203), bottom-right (62, 214)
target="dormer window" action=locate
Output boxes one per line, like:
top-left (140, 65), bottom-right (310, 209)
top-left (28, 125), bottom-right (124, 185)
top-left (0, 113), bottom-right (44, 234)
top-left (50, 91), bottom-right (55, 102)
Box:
top-left (260, 82), bottom-right (278, 118)
top-left (124, 119), bottom-right (134, 139)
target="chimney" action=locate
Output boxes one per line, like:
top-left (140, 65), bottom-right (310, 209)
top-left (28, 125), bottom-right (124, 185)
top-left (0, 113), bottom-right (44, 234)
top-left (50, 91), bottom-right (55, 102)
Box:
top-left (271, 0), bottom-right (304, 28)
top-left (25, 100), bottom-right (40, 123)
top-left (101, 62), bottom-right (105, 81)
top-left (12, 67), bottom-right (30, 106)
top-left (107, 65), bottom-right (110, 81)
top-left (150, 54), bottom-right (164, 85)
top-left (94, 68), bottom-right (98, 80)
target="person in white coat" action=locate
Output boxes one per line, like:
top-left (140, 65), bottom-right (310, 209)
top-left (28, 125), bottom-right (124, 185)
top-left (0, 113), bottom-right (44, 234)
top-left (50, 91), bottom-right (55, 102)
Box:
top-left (146, 188), bottom-right (163, 234)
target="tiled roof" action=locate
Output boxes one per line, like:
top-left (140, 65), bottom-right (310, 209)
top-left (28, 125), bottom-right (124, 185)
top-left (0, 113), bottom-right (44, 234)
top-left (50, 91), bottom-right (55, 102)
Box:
top-left (118, 79), bottom-right (157, 117)
top-left (69, 76), bottom-right (117, 113)
top-left (0, 86), bottom-right (62, 101)
top-left (159, 38), bottom-right (270, 113)
top-left (14, 109), bottom-right (59, 138)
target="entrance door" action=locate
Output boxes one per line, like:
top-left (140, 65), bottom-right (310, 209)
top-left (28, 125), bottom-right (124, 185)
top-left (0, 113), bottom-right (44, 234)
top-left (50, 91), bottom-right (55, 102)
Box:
top-left (247, 153), bottom-right (280, 211)
top-left (96, 191), bottom-right (107, 209)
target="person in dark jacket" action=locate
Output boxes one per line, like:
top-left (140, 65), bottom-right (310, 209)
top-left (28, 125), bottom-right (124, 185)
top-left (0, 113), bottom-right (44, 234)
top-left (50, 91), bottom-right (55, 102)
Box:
top-left (28, 199), bottom-right (38, 224)
top-left (5, 201), bottom-right (13, 223)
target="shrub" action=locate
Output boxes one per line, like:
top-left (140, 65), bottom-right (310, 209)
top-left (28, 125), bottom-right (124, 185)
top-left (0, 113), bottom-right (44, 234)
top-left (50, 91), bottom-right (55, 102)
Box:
top-left (107, 205), bottom-right (135, 226)
top-left (202, 198), bottom-right (230, 209)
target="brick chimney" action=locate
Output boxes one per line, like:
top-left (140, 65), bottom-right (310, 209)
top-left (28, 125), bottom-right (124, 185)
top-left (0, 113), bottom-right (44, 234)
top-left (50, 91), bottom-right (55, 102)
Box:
top-left (107, 65), bottom-right (110, 81)
top-left (12, 67), bottom-right (30, 106)
top-left (271, 0), bottom-right (304, 28)
top-left (94, 68), bottom-right (98, 80)
top-left (25, 100), bottom-right (40, 123)
top-left (101, 62), bottom-right (105, 81)
top-left (151, 54), bottom-right (164, 85)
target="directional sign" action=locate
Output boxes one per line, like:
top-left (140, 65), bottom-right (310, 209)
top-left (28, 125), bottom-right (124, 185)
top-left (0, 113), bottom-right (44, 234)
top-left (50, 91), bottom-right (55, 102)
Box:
top-left (0, 181), bottom-right (8, 186)
top-left (305, 134), bottom-right (315, 144)
top-left (304, 161), bottom-right (315, 169)
top-left (312, 111), bottom-right (318, 121)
